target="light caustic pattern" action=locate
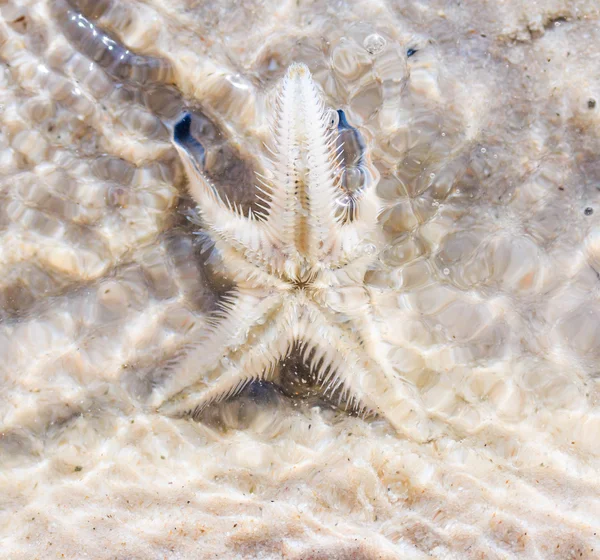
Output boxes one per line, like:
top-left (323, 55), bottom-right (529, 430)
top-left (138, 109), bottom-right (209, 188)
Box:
top-left (0, 0), bottom-right (599, 558)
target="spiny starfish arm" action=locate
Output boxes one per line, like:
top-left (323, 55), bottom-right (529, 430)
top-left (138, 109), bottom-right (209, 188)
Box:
top-left (157, 302), bottom-right (297, 418)
top-left (216, 242), bottom-right (289, 291)
top-left (257, 81), bottom-right (297, 258)
top-left (173, 134), bottom-right (277, 267)
top-left (300, 70), bottom-right (345, 262)
top-left (340, 296), bottom-right (408, 384)
top-left (316, 285), bottom-right (395, 374)
top-left (149, 287), bottom-right (283, 408)
top-left (302, 301), bottom-right (430, 442)
top-left (264, 63), bottom-right (342, 262)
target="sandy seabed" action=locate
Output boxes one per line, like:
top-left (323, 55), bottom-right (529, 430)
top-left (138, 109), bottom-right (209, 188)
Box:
top-left (1, 0), bottom-right (600, 558)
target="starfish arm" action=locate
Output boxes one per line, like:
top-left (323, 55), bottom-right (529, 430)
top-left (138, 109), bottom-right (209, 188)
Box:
top-left (257, 78), bottom-right (299, 258)
top-left (303, 300), bottom-right (430, 442)
top-left (320, 286), bottom-right (398, 376)
top-left (264, 63), bottom-right (342, 262)
top-left (157, 301), bottom-right (297, 418)
top-left (173, 117), bottom-right (277, 266)
top-left (300, 73), bottom-right (344, 261)
top-left (149, 287), bottom-right (283, 407)
top-left (217, 244), bottom-right (290, 291)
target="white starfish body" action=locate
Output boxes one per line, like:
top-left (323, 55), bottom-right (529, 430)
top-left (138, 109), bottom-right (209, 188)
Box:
top-left (155, 63), bottom-right (428, 441)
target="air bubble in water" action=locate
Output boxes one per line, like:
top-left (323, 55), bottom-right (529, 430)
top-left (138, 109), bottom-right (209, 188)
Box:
top-left (221, 357), bottom-right (231, 368)
top-left (325, 108), bottom-right (339, 129)
top-left (343, 167), bottom-right (364, 192)
top-left (363, 243), bottom-right (377, 256)
top-left (363, 34), bottom-right (386, 56)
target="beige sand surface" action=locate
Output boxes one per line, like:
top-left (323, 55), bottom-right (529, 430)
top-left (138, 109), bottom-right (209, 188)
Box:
top-left (1, 0), bottom-right (600, 558)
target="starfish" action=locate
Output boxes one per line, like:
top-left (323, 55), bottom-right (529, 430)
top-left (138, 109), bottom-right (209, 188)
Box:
top-left (152, 63), bottom-right (427, 441)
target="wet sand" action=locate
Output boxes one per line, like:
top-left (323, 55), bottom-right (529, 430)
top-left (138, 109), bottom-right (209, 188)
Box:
top-left (1, 0), bottom-right (600, 557)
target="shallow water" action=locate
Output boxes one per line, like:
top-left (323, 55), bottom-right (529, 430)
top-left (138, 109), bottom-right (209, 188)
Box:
top-left (1, 0), bottom-right (600, 558)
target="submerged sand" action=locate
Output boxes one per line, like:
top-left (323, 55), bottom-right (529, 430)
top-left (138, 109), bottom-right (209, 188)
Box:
top-left (1, 0), bottom-right (600, 558)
